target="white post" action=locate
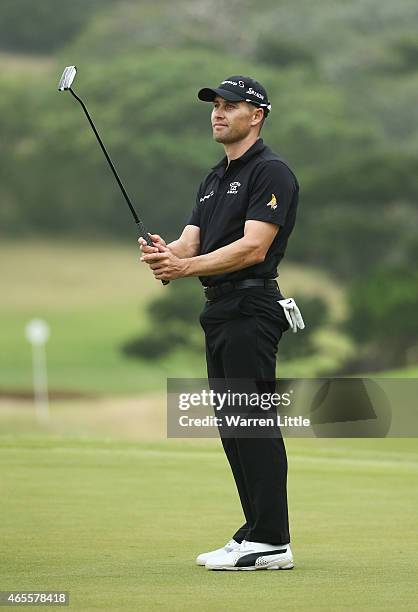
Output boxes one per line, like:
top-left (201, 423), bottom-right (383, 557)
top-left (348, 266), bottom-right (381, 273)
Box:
top-left (25, 319), bottom-right (50, 422)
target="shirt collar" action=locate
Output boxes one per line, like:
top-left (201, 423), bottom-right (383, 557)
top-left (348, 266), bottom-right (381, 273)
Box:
top-left (211, 138), bottom-right (266, 175)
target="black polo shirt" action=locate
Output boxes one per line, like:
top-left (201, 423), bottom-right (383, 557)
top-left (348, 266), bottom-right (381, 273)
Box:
top-left (187, 138), bottom-right (299, 287)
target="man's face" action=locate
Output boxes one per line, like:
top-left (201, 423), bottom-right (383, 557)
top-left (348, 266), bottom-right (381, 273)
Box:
top-left (211, 96), bottom-right (261, 144)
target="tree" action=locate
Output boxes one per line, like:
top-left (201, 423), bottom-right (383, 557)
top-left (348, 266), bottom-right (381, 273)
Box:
top-left (122, 279), bottom-right (204, 359)
top-left (345, 267), bottom-right (418, 369)
top-left (0, 0), bottom-right (113, 53)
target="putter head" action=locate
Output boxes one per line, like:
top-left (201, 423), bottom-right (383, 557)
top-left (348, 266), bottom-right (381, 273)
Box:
top-left (58, 65), bottom-right (77, 91)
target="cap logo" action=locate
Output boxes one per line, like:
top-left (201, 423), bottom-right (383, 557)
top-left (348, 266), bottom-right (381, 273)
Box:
top-left (238, 80), bottom-right (245, 87)
top-left (246, 87), bottom-right (264, 100)
top-left (221, 80), bottom-right (238, 86)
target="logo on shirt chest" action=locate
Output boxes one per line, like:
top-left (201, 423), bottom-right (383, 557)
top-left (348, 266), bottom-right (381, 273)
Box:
top-left (227, 181), bottom-right (241, 195)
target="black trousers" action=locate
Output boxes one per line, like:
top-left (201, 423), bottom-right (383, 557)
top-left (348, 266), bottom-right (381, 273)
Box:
top-left (200, 287), bottom-right (291, 545)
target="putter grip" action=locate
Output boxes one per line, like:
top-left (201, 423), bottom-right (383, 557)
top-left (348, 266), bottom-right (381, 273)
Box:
top-left (138, 224), bottom-right (169, 286)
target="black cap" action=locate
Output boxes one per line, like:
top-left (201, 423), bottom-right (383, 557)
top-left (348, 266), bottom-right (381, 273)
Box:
top-left (198, 75), bottom-right (271, 116)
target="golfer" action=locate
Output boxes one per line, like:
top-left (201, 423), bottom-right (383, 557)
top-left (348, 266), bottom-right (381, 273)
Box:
top-left (140, 75), bottom-right (301, 571)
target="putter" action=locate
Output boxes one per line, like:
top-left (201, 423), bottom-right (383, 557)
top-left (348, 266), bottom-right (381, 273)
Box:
top-left (58, 65), bottom-right (169, 285)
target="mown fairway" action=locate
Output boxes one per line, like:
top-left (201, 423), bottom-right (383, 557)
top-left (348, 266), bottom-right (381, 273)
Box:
top-left (0, 240), bottom-right (207, 394)
top-left (0, 436), bottom-right (417, 611)
top-left (1, 240), bottom-right (417, 610)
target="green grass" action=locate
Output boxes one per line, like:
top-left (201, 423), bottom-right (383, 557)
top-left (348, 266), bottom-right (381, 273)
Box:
top-left (0, 240), bottom-right (207, 394)
top-left (0, 240), bottom-right (352, 395)
top-left (377, 364), bottom-right (418, 378)
top-left (0, 435), bottom-right (417, 611)
top-left (1, 304), bottom-right (207, 394)
top-left (1, 239), bottom-right (416, 397)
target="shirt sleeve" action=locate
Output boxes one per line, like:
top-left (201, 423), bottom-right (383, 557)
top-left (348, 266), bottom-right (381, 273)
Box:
top-left (246, 161), bottom-right (297, 227)
top-left (187, 182), bottom-right (204, 227)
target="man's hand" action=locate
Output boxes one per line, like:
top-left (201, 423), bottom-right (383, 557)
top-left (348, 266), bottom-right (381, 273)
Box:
top-left (138, 233), bottom-right (167, 255)
top-left (141, 250), bottom-right (189, 281)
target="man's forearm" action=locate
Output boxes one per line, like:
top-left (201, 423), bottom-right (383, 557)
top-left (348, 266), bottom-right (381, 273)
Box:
top-left (183, 235), bottom-right (265, 277)
top-left (167, 226), bottom-right (200, 259)
top-left (167, 238), bottom-right (195, 259)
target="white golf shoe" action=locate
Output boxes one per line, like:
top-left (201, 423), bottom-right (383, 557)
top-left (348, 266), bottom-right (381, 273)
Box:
top-left (196, 539), bottom-right (241, 566)
top-left (205, 539), bottom-right (294, 571)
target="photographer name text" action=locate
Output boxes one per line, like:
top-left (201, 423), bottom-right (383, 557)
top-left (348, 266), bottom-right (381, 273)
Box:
top-left (178, 415), bottom-right (310, 428)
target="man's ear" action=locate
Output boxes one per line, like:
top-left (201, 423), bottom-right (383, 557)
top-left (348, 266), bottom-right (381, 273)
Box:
top-left (251, 107), bottom-right (264, 128)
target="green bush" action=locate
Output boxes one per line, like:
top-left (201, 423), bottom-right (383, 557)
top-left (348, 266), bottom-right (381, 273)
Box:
top-left (121, 279), bottom-right (205, 359)
top-left (345, 267), bottom-right (418, 369)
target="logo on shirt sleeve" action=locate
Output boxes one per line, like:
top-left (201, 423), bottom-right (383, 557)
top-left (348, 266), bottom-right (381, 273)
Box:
top-left (267, 193), bottom-right (277, 209)
top-left (199, 190), bottom-right (214, 203)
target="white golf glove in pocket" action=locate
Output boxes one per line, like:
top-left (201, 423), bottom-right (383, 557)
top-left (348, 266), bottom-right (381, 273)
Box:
top-left (278, 298), bottom-right (305, 333)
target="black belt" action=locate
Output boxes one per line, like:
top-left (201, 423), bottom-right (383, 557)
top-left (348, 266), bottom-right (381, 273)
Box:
top-left (203, 279), bottom-right (278, 301)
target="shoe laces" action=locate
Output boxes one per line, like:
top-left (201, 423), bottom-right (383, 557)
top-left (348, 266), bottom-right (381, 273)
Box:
top-left (224, 539), bottom-right (237, 551)
top-left (239, 540), bottom-right (253, 552)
